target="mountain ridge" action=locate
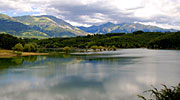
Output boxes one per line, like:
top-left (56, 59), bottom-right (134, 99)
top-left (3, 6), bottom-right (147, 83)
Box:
top-left (78, 22), bottom-right (177, 34)
top-left (0, 13), bottom-right (88, 38)
top-left (0, 13), bottom-right (178, 38)
top-left (14, 15), bottom-right (87, 37)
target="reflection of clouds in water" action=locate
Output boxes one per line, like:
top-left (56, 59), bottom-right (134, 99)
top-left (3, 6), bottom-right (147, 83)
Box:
top-left (136, 75), bottom-right (157, 86)
top-left (65, 62), bottom-right (109, 82)
top-left (1, 49), bottom-right (180, 100)
top-left (0, 79), bottom-right (66, 100)
top-left (0, 81), bottom-right (31, 94)
top-left (104, 77), bottom-right (141, 100)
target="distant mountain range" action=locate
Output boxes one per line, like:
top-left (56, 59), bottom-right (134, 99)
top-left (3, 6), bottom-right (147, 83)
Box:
top-left (78, 22), bottom-right (177, 34)
top-left (0, 13), bottom-right (178, 38)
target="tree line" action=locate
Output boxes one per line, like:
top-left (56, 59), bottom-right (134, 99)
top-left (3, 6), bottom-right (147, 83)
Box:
top-left (0, 33), bottom-right (37, 52)
top-left (1, 31), bottom-right (180, 52)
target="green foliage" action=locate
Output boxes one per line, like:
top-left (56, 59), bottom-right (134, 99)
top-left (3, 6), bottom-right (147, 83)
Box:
top-left (13, 51), bottom-right (22, 56)
top-left (133, 30), bottom-right (144, 35)
top-left (24, 44), bottom-right (31, 52)
top-left (63, 46), bottom-right (71, 53)
top-left (12, 43), bottom-right (24, 51)
top-left (0, 34), bottom-right (24, 49)
top-left (148, 32), bottom-right (180, 49)
top-left (2, 31), bottom-right (180, 51)
top-left (112, 45), bottom-right (117, 51)
top-left (29, 43), bottom-right (38, 52)
top-left (98, 46), bottom-right (104, 51)
top-left (91, 45), bottom-right (98, 51)
top-left (36, 32), bottom-right (170, 49)
top-left (138, 83), bottom-right (180, 100)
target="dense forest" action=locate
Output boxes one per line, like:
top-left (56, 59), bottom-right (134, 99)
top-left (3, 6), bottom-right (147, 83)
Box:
top-left (1, 31), bottom-right (180, 51)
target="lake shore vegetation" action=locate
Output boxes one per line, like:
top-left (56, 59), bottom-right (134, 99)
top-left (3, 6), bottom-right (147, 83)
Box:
top-left (1, 31), bottom-right (180, 57)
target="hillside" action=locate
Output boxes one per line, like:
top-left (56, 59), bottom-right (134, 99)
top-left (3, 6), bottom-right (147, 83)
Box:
top-left (78, 22), bottom-right (176, 34)
top-left (0, 14), bottom-right (48, 38)
top-left (14, 15), bottom-right (87, 37)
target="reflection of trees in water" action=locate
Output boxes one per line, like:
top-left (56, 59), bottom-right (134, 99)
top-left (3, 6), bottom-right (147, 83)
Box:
top-left (23, 56), bottom-right (37, 63)
top-left (11, 57), bottom-right (24, 64)
top-left (0, 56), bottom-right (38, 70)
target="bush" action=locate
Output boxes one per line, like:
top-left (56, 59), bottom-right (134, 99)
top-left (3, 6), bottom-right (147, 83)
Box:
top-left (63, 46), bottom-right (71, 53)
top-left (12, 43), bottom-right (24, 51)
top-left (138, 83), bottom-right (180, 100)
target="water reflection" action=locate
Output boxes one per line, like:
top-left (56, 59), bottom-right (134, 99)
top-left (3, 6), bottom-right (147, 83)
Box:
top-left (0, 56), bottom-right (38, 70)
top-left (0, 49), bottom-right (180, 100)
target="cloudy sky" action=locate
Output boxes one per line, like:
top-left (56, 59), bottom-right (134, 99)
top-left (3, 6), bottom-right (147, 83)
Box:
top-left (0, 0), bottom-right (180, 29)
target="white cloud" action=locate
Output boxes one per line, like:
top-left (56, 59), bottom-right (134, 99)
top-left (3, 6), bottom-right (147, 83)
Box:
top-left (138, 21), bottom-right (180, 30)
top-left (0, 0), bottom-right (180, 29)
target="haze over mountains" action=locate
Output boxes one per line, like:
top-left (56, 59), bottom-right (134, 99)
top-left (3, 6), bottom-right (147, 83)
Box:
top-left (0, 13), bottom-right (177, 38)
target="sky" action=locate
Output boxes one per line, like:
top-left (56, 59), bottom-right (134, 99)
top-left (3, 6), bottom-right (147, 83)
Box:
top-left (0, 0), bottom-right (180, 29)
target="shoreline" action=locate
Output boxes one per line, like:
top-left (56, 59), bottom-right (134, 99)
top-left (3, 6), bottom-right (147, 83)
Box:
top-left (0, 49), bottom-right (49, 58)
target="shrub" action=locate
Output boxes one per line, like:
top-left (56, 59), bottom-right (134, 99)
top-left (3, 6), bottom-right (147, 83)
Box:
top-left (138, 83), bottom-right (180, 100)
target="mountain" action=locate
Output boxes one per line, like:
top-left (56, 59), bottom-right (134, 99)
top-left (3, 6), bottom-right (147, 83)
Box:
top-left (78, 22), bottom-right (177, 34)
top-left (14, 15), bottom-right (87, 37)
top-left (0, 13), bottom-right (177, 38)
top-left (0, 14), bottom-right (48, 38)
top-left (0, 13), bottom-right (87, 38)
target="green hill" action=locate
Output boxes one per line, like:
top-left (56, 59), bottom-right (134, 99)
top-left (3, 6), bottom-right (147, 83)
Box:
top-left (148, 32), bottom-right (180, 49)
top-left (0, 14), bottom-right (48, 38)
top-left (14, 15), bottom-right (87, 37)
top-left (0, 13), bottom-right (87, 38)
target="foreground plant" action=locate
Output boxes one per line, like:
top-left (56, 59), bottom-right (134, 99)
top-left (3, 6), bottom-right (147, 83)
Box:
top-left (138, 83), bottom-right (180, 100)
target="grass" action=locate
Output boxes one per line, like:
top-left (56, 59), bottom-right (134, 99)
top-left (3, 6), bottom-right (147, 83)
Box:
top-left (0, 49), bottom-right (16, 58)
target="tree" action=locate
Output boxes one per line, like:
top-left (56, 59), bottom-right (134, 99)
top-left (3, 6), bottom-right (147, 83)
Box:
top-left (85, 46), bottom-right (89, 52)
top-left (98, 46), bottom-right (104, 51)
top-left (24, 44), bottom-right (31, 52)
top-left (0, 34), bottom-right (24, 50)
top-left (63, 46), bottom-right (71, 53)
top-left (91, 45), bottom-right (98, 51)
top-left (12, 43), bottom-right (24, 51)
top-left (30, 43), bottom-right (38, 52)
top-left (112, 45), bottom-right (117, 51)
top-left (133, 30), bottom-right (144, 35)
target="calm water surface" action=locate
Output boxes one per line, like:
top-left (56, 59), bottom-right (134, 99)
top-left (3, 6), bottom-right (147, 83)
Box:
top-left (0, 49), bottom-right (180, 100)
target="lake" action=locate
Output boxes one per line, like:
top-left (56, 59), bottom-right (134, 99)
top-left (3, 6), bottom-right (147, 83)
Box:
top-left (0, 49), bottom-right (180, 100)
